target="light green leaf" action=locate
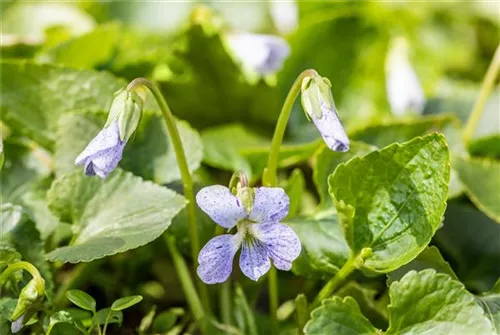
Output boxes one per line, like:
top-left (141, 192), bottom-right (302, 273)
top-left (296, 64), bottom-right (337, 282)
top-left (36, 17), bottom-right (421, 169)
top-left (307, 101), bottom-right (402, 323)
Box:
top-left (93, 308), bottom-right (122, 326)
top-left (283, 169), bottom-right (305, 218)
top-left (313, 142), bottom-right (376, 211)
top-left (304, 296), bottom-right (379, 335)
top-left (305, 270), bottom-right (495, 335)
top-left (55, 111), bottom-right (203, 184)
top-left (453, 156), bottom-right (500, 223)
top-left (468, 90), bottom-right (500, 158)
top-left (287, 215), bottom-right (349, 279)
top-left (46, 310), bottom-right (85, 334)
top-left (329, 134), bottom-right (450, 272)
top-left (386, 270), bottom-right (494, 334)
top-left (37, 23), bottom-right (121, 69)
top-left (387, 246), bottom-right (458, 284)
top-left (0, 60), bottom-right (124, 149)
top-left (65, 290), bottom-right (96, 312)
top-left (110, 295), bottom-right (143, 311)
top-left (45, 169), bottom-right (186, 263)
top-left (477, 279), bottom-right (500, 334)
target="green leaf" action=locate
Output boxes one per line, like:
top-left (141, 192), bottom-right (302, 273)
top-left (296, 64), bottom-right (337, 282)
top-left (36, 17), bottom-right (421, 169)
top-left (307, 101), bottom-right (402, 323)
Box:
top-left (386, 270), bottom-right (494, 334)
top-left (329, 134), bottom-right (450, 272)
top-left (453, 156), bottom-right (500, 223)
top-left (306, 270), bottom-right (495, 335)
top-left (477, 279), bottom-right (500, 334)
top-left (283, 169), bottom-right (305, 218)
top-left (46, 310), bottom-right (86, 334)
top-left (152, 308), bottom-right (184, 333)
top-left (37, 23), bottom-right (121, 69)
top-left (93, 308), bottom-right (122, 326)
top-left (287, 215), bottom-right (349, 279)
top-left (313, 141), bottom-right (376, 211)
top-left (468, 90), bottom-right (500, 158)
top-left (0, 60), bottom-right (124, 149)
top-left (304, 296), bottom-right (378, 335)
top-left (387, 246), bottom-right (458, 284)
top-left (55, 111), bottom-right (203, 184)
top-left (45, 169), bottom-right (186, 263)
top-left (65, 290), bottom-right (96, 312)
top-left (434, 201), bottom-right (500, 293)
top-left (110, 295), bottom-right (143, 311)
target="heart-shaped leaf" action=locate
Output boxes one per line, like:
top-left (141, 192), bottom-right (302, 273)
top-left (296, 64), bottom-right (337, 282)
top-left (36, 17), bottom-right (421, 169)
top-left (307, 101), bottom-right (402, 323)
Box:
top-left (66, 290), bottom-right (96, 313)
top-left (329, 133), bottom-right (450, 272)
top-left (46, 169), bottom-right (186, 263)
top-left (305, 270), bottom-right (495, 335)
top-left (111, 296), bottom-right (143, 311)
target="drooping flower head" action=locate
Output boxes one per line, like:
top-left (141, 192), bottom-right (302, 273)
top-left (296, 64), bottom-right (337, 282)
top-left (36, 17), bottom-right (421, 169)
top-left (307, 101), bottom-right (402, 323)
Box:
top-left (301, 74), bottom-right (350, 152)
top-left (227, 32), bottom-right (290, 75)
top-left (196, 182), bottom-right (301, 284)
top-left (75, 88), bottom-right (144, 178)
top-left (385, 36), bottom-right (426, 116)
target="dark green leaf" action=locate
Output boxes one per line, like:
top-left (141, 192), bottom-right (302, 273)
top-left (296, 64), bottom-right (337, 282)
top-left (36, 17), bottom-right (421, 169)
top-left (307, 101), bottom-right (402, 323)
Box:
top-left (477, 279), bottom-right (500, 334)
top-left (65, 290), bottom-right (96, 312)
top-left (93, 308), bottom-right (122, 326)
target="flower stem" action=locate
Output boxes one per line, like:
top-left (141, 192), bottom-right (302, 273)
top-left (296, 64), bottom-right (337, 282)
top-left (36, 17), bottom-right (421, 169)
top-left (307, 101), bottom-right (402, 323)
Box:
top-left (0, 261), bottom-right (44, 293)
top-left (463, 44), bottom-right (500, 143)
top-left (127, 78), bottom-right (210, 313)
top-left (295, 294), bottom-right (309, 335)
top-left (263, 69), bottom-right (318, 187)
top-left (311, 255), bottom-right (356, 309)
top-left (164, 234), bottom-right (205, 321)
top-left (262, 69), bottom-right (318, 334)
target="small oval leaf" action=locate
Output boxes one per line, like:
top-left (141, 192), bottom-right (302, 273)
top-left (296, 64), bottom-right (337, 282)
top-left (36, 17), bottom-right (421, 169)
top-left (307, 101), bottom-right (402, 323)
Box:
top-left (66, 290), bottom-right (96, 312)
top-left (111, 295), bottom-right (143, 311)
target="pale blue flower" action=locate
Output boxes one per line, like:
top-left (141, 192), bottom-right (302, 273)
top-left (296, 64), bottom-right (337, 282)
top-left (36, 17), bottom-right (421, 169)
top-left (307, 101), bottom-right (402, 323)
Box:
top-left (227, 33), bottom-right (290, 75)
top-left (75, 121), bottom-right (125, 179)
top-left (196, 185), bottom-right (301, 284)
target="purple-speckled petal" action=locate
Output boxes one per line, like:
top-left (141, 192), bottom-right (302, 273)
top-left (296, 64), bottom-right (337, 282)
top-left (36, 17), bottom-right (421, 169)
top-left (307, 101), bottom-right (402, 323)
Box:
top-left (75, 121), bottom-right (122, 165)
top-left (252, 223), bottom-right (301, 271)
top-left (239, 238), bottom-right (271, 281)
top-left (197, 234), bottom-right (241, 284)
top-left (89, 143), bottom-right (125, 178)
top-left (196, 185), bottom-right (247, 229)
top-left (311, 102), bottom-right (350, 152)
top-left (248, 187), bottom-right (289, 224)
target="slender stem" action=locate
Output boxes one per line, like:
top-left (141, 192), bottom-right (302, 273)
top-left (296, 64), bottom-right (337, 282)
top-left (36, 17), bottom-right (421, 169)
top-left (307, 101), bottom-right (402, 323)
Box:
top-left (263, 69), bottom-right (318, 187)
top-left (268, 266), bottom-right (279, 335)
top-left (311, 255), bottom-right (356, 309)
top-left (463, 44), bottom-right (500, 143)
top-left (220, 281), bottom-right (232, 328)
top-left (102, 310), bottom-right (111, 335)
top-left (127, 78), bottom-right (210, 312)
top-left (295, 294), bottom-right (309, 335)
top-left (0, 261), bottom-right (44, 293)
top-left (164, 234), bottom-right (204, 321)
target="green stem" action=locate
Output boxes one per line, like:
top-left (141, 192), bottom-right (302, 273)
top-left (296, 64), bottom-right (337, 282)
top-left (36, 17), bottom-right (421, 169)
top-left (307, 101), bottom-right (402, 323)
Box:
top-left (295, 294), bottom-right (309, 335)
top-left (0, 261), bottom-right (44, 293)
top-left (164, 234), bottom-right (204, 321)
top-left (311, 255), bottom-right (356, 309)
top-left (102, 310), bottom-right (111, 335)
top-left (220, 281), bottom-right (231, 328)
top-left (263, 69), bottom-right (318, 187)
top-left (262, 69), bottom-right (318, 334)
top-left (127, 78), bottom-right (210, 312)
top-left (463, 44), bottom-right (500, 143)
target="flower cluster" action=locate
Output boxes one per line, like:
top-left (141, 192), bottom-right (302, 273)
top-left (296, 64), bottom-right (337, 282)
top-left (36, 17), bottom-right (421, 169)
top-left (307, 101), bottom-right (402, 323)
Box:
top-left (196, 185), bottom-right (301, 283)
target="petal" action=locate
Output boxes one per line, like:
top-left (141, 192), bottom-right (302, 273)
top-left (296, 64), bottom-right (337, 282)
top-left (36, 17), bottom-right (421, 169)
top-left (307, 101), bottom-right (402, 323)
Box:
top-left (84, 161), bottom-right (96, 176)
top-left (311, 103), bottom-right (350, 152)
top-left (90, 142), bottom-right (125, 179)
top-left (249, 187), bottom-right (289, 224)
top-left (252, 223), bottom-right (301, 271)
top-left (197, 234), bottom-right (241, 284)
top-left (239, 237), bottom-right (271, 281)
top-left (196, 185), bottom-right (247, 229)
top-left (75, 121), bottom-right (121, 165)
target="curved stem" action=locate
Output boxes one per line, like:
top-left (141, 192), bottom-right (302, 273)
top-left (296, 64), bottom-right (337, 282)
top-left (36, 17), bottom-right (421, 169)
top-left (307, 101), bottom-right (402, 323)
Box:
top-left (164, 234), bottom-right (205, 321)
top-left (127, 78), bottom-right (210, 313)
top-left (463, 44), bottom-right (500, 143)
top-left (311, 255), bottom-right (356, 309)
top-left (0, 261), bottom-right (44, 293)
top-left (263, 69), bottom-right (318, 187)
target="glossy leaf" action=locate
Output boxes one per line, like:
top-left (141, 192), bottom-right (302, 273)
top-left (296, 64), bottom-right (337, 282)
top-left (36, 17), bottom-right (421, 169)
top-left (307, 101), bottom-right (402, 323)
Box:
top-left (477, 279), bottom-right (500, 334)
top-left (453, 156), bottom-right (500, 223)
top-left (329, 134), bottom-right (450, 272)
top-left (0, 60), bottom-right (124, 149)
top-left (110, 295), bottom-right (143, 311)
top-left (66, 290), bottom-right (96, 312)
top-left (46, 169), bottom-right (186, 263)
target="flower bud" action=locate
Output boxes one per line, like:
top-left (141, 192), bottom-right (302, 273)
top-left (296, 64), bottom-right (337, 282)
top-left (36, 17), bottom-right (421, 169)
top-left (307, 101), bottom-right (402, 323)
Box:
top-left (301, 75), bottom-right (350, 152)
top-left (105, 88), bottom-right (144, 143)
top-left (11, 278), bottom-right (44, 333)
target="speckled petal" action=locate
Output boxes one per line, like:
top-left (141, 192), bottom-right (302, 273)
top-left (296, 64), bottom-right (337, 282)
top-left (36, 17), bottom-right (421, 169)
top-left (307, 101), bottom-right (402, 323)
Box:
top-left (311, 103), bottom-right (350, 152)
top-left (239, 238), bottom-right (271, 281)
top-left (196, 185), bottom-right (247, 229)
top-left (252, 222), bottom-right (301, 271)
top-left (249, 187), bottom-right (289, 224)
top-left (89, 142), bottom-right (125, 179)
top-left (75, 121), bottom-right (122, 165)
top-left (197, 234), bottom-right (241, 284)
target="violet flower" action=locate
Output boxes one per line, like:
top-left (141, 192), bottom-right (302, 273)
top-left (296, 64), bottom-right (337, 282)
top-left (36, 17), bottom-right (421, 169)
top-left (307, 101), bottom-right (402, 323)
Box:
top-left (196, 185), bottom-right (301, 283)
top-left (227, 32), bottom-right (290, 75)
